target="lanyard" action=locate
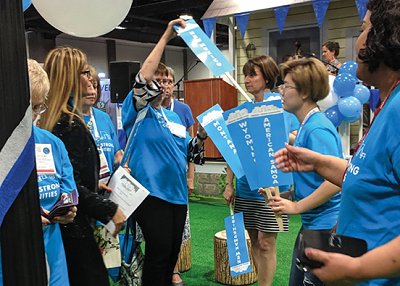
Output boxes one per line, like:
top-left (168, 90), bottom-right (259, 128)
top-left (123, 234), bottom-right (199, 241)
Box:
top-left (296, 107), bottom-right (320, 140)
top-left (87, 108), bottom-right (100, 140)
top-left (170, 98), bottom-right (174, 111)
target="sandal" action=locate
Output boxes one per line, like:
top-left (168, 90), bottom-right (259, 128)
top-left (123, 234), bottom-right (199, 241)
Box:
top-left (171, 272), bottom-right (185, 286)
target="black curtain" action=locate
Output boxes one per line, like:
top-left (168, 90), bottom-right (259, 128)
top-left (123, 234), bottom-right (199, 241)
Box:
top-left (0, 1), bottom-right (47, 285)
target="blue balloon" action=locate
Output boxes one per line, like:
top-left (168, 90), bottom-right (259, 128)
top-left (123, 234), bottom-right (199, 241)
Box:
top-left (353, 84), bottom-right (370, 104)
top-left (342, 113), bottom-right (361, 123)
top-left (22, 0), bottom-right (31, 11)
top-left (333, 72), bottom-right (357, 98)
top-left (339, 61), bottom-right (358, 79)
top-left (324, 105), bottom-right (343, 127)
top-left (338, 96), bottom-right (362, 119)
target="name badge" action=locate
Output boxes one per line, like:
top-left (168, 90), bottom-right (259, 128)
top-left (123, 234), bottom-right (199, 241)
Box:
top-left (168, 121), bottom-right (186, 138)
top-left (35, 144), bottom-right (56, 175)
top-left (98, 146), bottom-right (111, 183)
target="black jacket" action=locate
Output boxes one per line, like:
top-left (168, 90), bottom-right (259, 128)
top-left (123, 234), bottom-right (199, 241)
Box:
top-left (53, 112), bottom-right (118, 238)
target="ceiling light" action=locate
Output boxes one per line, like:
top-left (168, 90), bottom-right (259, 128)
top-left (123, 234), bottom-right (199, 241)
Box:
top-left (115, 26), bottom-right (127, 30)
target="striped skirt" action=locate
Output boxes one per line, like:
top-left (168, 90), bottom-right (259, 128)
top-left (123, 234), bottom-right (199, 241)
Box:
top-left (234, 197), bottom-right (289, 233)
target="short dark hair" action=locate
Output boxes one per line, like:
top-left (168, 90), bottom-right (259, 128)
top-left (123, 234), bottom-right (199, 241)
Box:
top-left (243, 55), bottom-right (279, 90)
top-left (359, 0), bottom-right (400, 72)
top-left (322, 41), bottom-right (340, 57)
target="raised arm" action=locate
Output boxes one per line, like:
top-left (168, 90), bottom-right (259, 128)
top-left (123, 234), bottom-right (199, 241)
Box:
top-left (274, 144), bottom-right (348, 187)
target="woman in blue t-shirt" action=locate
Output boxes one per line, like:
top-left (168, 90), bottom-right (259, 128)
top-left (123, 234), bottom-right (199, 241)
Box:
top-left (273, 1), bottom-right (400, 284)
top-left (274, 57), bottom-right (343, 286)
top-left (224, 55), bottom-right (299, 286)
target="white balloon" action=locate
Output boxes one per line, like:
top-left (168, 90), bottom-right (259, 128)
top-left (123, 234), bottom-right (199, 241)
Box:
top-left (32, 0), bottom-right (132, 38)
top-left (317, 75), bottom-right (339, 112)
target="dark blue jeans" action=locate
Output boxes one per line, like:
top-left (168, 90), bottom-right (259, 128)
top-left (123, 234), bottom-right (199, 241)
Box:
top-left (289, 227), bottom-right (325, 286)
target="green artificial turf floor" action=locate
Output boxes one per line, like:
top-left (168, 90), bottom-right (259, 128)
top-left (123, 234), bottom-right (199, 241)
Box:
top-left (111, 195), bottom-right (301, 286)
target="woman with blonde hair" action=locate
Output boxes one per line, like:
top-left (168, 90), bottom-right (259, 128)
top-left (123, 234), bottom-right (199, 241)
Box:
top-left (41, 47), bottom-right (125, 286)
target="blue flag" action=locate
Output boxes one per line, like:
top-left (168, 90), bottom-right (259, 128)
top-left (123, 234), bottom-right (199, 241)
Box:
top-left (224, 212), bottom-right (252, 277)
top-left (235, 13), bottom-right (250, 39)
top-left (246, 100), bottom-right (293, 187)
top-left (174, 19), bottom-right (234, 77)
top-left (312, 0), bottom-right (330, 28)
top-left (197, 105), bottom-right (245, 179)
top-left (355, 0), bottom-right (368, 21)
top-left (0, 107), bottom-right (35, 225)
top-left (224, 102), bottom-right (259, 190)
top-left (202, 17), bottom-right (216, 38)
top-left (274, 6), bottom-right (289, 34)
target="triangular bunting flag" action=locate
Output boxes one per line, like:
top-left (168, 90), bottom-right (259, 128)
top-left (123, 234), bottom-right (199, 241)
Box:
top-left (274, 6), bottom-right (289, 34)
top-left (355, 0), bottom-right (368, 21)
top-left (235, 13), bottom-right (250, 39)
top-left (202, 17), bottom-right (216, 38)
top-left (312, 0), bottom-right (330, 28)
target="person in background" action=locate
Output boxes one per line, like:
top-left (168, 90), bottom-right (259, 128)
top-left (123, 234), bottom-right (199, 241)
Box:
top-left (121, 19), bottom-right (206, 286)
top-left (273, 1), bottom-right (400, 284)
top-left (82, 65), bottom-right (123, 190)
top-left (159, 64), bottom-right (195, 286)
top-left (224, 55), bottom-right (298, 286)
top-left (270, 57), bottom-right (342, 286)
top-left (28, 58), bottom-right (77, 286)
top-left (321, 41), bottom-right (342, 75)
top-left (40, 47), bottom-right (126, 286)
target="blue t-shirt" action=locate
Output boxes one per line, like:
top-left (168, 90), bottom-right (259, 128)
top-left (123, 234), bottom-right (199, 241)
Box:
top-left (293, 112), bottom-right (342, 230)
top-left (34, 126), bottom-right (76, 286)
top-left (83, 108), bottom-right (121, 173)
top-left (122, 95), bottom-right (189, 205)
top-left (167, 99), bottom-right (195, 130)
top-left (339, 85), bottom-right (400, 286)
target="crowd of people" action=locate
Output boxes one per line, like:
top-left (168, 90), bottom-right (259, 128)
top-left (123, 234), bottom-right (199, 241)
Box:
top-left (1, 0), bottom-right (399, 285)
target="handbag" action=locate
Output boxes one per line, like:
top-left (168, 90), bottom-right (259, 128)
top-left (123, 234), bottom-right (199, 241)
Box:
top-left (297, 229), bottom-right (367, 272)
top-left (118, 218), bottom-right (144, 286)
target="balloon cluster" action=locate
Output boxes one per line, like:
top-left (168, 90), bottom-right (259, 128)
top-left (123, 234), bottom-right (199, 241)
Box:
top-left (318, 61), bottom-right (370, 127)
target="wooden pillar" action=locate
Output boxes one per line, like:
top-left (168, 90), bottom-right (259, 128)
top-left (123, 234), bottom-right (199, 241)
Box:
top-left (0, 1), bottom-right (47, 285)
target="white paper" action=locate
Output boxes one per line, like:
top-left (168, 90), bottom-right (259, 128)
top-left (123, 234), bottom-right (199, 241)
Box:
top-left (105, 166), bottom-right (150, 233)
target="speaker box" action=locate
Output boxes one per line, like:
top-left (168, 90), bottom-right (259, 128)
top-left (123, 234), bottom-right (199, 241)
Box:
top-left (109, 61), bottom-right (140, 103)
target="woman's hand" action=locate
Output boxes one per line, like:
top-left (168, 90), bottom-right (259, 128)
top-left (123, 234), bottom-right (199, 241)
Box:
top-left (111, 207), bottom-right (126, 237)
top-left (52, 206), bottom-right (77, 225)
top-left (267, 195), bottom-right (300, 215)
top-left (274, 144), bottom-right (319, 172)
top-left (164, 18), bottom-right (186, 42)
top-left (99, 181), bottom-right (112, 193)
top-left (223, 184), bottom-right (235, 205)
top-left (41, 215), bottom-right (50, 226)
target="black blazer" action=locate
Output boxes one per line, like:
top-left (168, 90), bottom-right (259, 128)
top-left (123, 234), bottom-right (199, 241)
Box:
top-left (53, 112), bottom-right (118, 238)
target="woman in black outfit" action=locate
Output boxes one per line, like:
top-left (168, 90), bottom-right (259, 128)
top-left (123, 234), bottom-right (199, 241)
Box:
top-left (40, 47), bottom-right (126, 286)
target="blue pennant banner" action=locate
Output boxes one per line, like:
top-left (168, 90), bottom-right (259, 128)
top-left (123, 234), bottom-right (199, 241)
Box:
top-left (202, 17), bottom-right (216, 38)
top-left (246, 100), bottom-right (293, 188)
top-left (274, 6), bottom-right (289, 34)
top-left (312, 0), bottom-right (330, 28)
top-left (197, 105), bottom-right (245, 179)
top-left (235, 13), bottom-right (250, 39)
top-left (224, 102), bottom-right (259, 190)
top-left (224, 212), bottom-right (252, 277)
top-left (355, 0), bottom-right (368, 21)
top-left (174, 19), bottom-right (234, 77)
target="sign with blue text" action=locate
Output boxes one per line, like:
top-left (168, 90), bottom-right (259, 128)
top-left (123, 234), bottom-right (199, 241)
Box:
top-left (174, 19), bottom-right (234, 77)
top-left (197, 105), bottom-right (244, 179)
top-left (247, 100), bottom-right (293, 187)
top-left (224, 212), bottom-right (252, 277)
top-left (224, 102), bottom-right (259, 190)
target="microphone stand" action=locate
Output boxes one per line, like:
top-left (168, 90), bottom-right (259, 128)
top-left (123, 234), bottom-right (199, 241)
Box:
top-left (175, 60), bottom-right (201, 100)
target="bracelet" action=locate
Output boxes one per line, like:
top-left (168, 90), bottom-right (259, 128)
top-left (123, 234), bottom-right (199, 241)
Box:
top-left (196, 133), bottom-right (208, 140)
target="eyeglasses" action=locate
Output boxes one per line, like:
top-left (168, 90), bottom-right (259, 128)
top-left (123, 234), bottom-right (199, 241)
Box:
top-left (155, 79), bottom-right (174, 85)
top-left (81, 70), bottom-right (91, 78)
top-left (279, 83), bottom-right (297, 93)
top-left (32, 103), bottom-right (48, 115)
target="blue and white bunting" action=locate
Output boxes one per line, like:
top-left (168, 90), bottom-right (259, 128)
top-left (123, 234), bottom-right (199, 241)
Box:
top-left (202, 17), bottom-right (216, 38)
top-left (312, 0), bottom-right (330, 28)
top-left (0, 105), bottom-right (35, 225)
top-left (234, 13), bottom-right (250, 39)
top-left (274, 6), bottom-right (289, 34)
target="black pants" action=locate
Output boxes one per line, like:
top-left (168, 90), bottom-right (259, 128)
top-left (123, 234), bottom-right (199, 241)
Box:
top-left (134, 196), bottom-right (187, 286)
top-left (61, 235), bottom-right (109, 286)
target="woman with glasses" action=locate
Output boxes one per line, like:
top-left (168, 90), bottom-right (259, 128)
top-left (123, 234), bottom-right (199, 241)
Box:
top-left (29, 59), bottom-right (77, 286)
top-left (121, 19), bottom-right (206, 286)
top-left (223, 55), bottom-right (299, 286)
top-left (273, 57), bottom-right (343, 286)
top-left (40, 47), bottom-right (126, 286)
